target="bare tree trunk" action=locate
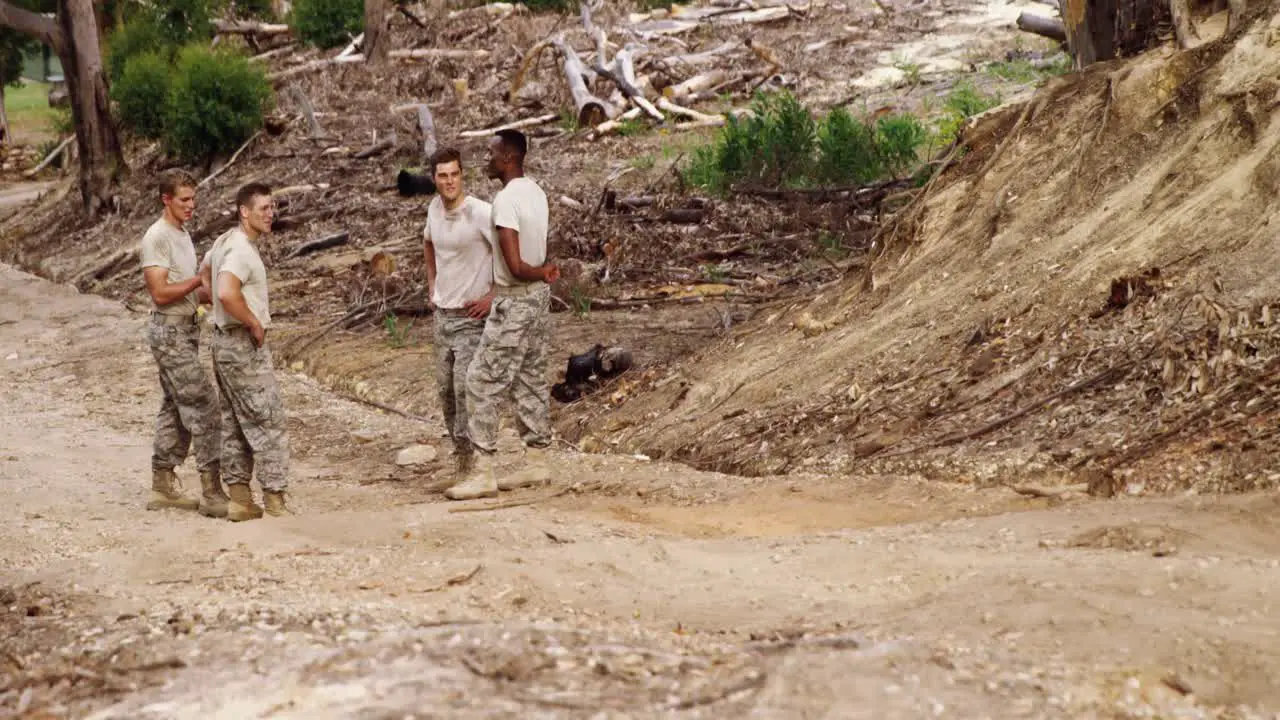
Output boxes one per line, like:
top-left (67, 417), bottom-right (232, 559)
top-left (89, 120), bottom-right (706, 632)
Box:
top-left (58, 0), bottom-right (125, 214)
top-left (0, 85), bottom-right (8, 146)
top-left (1062, 0), bottom-right (1163, 68)
top-left (1226, 0), bottom-right (1247, 32)
top-left (363, 0), bottom-right (388, 63)
top-left (1169, 0), bottom-right (1199, 47)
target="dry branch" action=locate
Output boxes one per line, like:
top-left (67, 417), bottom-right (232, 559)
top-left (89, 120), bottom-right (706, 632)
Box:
top-left (653, 40), bottom-right (738, 72)
top-left (287, 231), bottom-right (349, 259)
top-left (354, 131), bottom-right (397, 159)
top-left (249, 44), bottom-right (295, 62)
top-left (388, 48), bottom-right (490, 60)
top-left (214, 19), bottom-right (289, 35)
top-left (664, 69), bottom-right (729, 101)
top-left (1005, 482), bottom-right (1088, 498)
top-left (590, 106), bottom-right (642, 139)
top-left (458, 112), bottom-right (558, 139)
top-left (23, 135), bottom-right (73, 177)
top-left (656, 96), bottom-right (720, 123)
top-left (197, 131), bottom-right (262, 188)
top-left (448, 487), bottom-right (571, 513)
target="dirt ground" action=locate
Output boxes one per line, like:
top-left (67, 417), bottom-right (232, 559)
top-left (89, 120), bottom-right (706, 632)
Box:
top-left (5, 263), bottom-right (1280, 717)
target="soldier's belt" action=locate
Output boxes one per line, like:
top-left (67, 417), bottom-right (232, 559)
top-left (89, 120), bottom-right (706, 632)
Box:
top-left (150, 311), bottom-right (197, 326)
top-left (493, 282), bottom-right (546, 297)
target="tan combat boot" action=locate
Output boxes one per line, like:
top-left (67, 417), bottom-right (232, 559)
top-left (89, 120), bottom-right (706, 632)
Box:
top-left (146, 469), bottom-right (200, 511)
top-left (263, 490), bottom-right (294, 517)
top-left (198, 469), bottom-right (230, 519)
top-left (444, 453), bottom-right (499, 501)
top-left (226, 483), bottom-right (263, 522)
top-left (498, 446), bottom-right (552, 491)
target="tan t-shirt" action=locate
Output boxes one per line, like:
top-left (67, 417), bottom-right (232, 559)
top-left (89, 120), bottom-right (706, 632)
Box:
top-left (424, 195), bottom-right (494, 309)
top-left (139, 218), bottom-right (199, 317)
top-left (490, 176), bottom-right (549, 288)
top-left (203, 228), bottom-right (271, 329)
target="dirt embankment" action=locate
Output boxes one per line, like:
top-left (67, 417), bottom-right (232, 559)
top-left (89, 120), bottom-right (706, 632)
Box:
top-left (587, 7), bottom-right (1280, 494)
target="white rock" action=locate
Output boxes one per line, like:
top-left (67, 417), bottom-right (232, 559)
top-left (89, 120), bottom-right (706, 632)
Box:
top-left (395, 444), bottom-right (438, 466)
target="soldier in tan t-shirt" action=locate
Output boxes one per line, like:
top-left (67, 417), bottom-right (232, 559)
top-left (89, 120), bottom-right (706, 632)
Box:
top-left (423, 147), bottom-right (495, 485)
top-left (199, 182), bottom-right (292, 521)
top-left (138, 169), bottom-right (227, 518)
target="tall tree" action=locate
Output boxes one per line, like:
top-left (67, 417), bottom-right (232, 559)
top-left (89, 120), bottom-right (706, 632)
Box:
top-left (0, 0), bottom-right (125, 214)
top-left (363, 0), bottom-right (386, 63)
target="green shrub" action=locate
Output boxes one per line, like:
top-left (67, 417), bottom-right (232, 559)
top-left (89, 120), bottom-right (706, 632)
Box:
top-left (521, 0), bottom-right (574, 11)
top-left (934, 81), bottom-right (1001, 147)
top-left (165, 45), bottom-right (273, 161)
top-left (106, 19), bottom-right (164, 84)
top-left (289, 0), bottom-right (362, 48)
top-left (685, 91), bottom-right (931, 192)
top-left (875, 114), bottom-right (928, 178)
top-left (816, 107), bottom-right (879, 184)
top-left (113, 51), bottom-right (171, 138)
top-left (232, 0), bottom-right (277, 20)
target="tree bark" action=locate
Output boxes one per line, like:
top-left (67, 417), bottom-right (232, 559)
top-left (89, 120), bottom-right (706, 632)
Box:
top-left (1168, 0), bottom-right (1199, 47)
top-left (1062, 0), bottom-right (1163, 68)
top-left (58, 0), bottom-right (124, 214)
top-left (363, 0), bottom-right (388, 64)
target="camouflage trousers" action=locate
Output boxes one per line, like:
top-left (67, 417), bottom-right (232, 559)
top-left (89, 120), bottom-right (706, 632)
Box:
top-left (466, 283), bottom-right (553, 454)
top-left (434, 312), bottom-right (485, 453)
top-left (211, 326), bottom-right (290, 491)
top-left (147, 316), bottom-right (220, 473)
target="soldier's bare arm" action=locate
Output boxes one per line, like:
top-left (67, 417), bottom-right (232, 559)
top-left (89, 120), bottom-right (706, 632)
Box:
top-left (496, 228), bottom-right (559, 283)
top-left (216, 271), bottom-right (265, 347)
top-left (197, 261), bottom-right (212, 305)
top-left (144, 266), bottom-right (203, 307)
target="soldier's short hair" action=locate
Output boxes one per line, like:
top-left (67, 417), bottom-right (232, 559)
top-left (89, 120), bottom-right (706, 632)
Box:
top-left (494, 129), bottom-right (528, 160)
top-left (235, 182), bottom-right (272, 212)
top-left (430, 147), bottom-right (463, 175)
top-left (158, 169), bottom-right (197, 199)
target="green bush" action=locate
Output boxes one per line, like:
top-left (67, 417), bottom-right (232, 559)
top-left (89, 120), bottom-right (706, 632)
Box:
top-left (105, 19), bottom-right (165, 84)
top-left (289, 0), bottom-right (362, 48)
top-left (686, 91), bottom-right (930, 193)
top-left (113, 51), bottom-right (171, 138)
top-left (165, 45), bottom-right (272, 161)
top-left (232, 0), bottom-right (277, 20)
top-left (934, 81), bottom-right (1001, 147)
top-left (816, 107), bottom-right (879, 185)
top-left (521, 0), bottom-right (574, 11)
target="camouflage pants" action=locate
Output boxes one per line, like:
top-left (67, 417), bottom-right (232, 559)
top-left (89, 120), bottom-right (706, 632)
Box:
top-left (147, 317), bottom-right (220, 473)
top-left (466, 283), bottom-right (553, 454)
top-left (435, 312), bottom-right (485, 452)
top-left (211, 327), bottom-right (290, 491)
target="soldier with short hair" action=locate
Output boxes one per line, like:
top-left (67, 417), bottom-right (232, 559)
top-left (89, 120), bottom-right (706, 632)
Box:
top-left (200, 182), bottom-right (293, 521)
top-left (139, 169), bottom-right (227, 516)
top-left (423, 147), bottom-right (495, 486)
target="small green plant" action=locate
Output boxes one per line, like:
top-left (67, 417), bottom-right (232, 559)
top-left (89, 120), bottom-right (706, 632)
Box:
top-left (570, 286), bottom-right (592, 318)
top-left (232, 0), bottom-right (277, 20)
top-left (815, 106), bottom-right (879, 184)
top-left (894, 58), bottom-right (923, 87)
top-left (614, 117), bottom-right (648, 137)
top-left (165, 44), bottom-right (273, 161)
top-left (875, 114), bottom-right (928, 178)
top-left (986, 55), bottom-right (1072, 84)
top-left (152, 0), bottom-right (216, 46)
top-left (817, 231), bottom-right (844, 256)
top-left (113, 51), bottom-right (171, 138)
top-left (383, 312), bottom-right (414, 348)
top-left (558, 107), bottom-right (578, 132)
top-left (50, 106), bottom-right (73, 136)
top-left (702, 263), bottom-right (729, 283)
top-left (289, 0), bottom-right (362, 48)
top-left (934, 81), bottom-right (1001, 147)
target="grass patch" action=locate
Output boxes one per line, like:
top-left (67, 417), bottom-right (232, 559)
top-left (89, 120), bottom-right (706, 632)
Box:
top-left (986, 56), bottom-right (1071, 84)
top-left (5, 80), bottom-right (58, 143)
top-left (932, 80), bottom-right (1001, 149)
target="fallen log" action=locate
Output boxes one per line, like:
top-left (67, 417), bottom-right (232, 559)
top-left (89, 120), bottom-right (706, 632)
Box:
top-left (1016, 12), bottom-right (1066, 42)
top-left (337, 32), bottom-right (363, 59)
top-left (653, 41), bottom-right (738, 72)
top-left (458, 112), bottom-right (559, 139)
top-left (249, 44), bottom-right (295, 62)
top-left (389, 48), bottom-right (490, 60)
top-left (655, 96), bottom-right (720, 124)
top-left (214, 19), bottom-right (290, 35)
top-left (613, 46), bottom-right (663, 121)
top-left (664, 69), bottom-right (729, 101)
top-left (658, 208), bottom-right (706, 224)
top-left (288, 231), bottom-right (350, 259)
top-left (269, 54), bottom-right (364, 83)
top-left (553, 36), bottom-right (615, 127)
